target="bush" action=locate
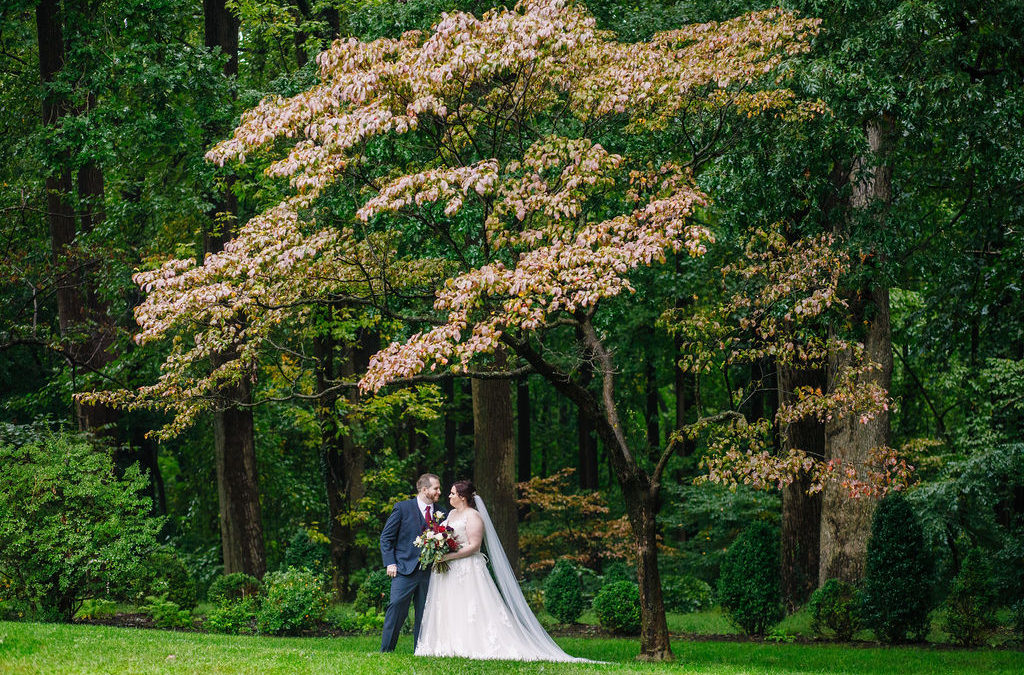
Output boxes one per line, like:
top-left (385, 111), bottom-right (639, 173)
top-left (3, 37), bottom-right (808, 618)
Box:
top-left (809, 579), bottom-right (861, 641)
top-left (544, 560), bottom-right (585, 624)
top-left (662, 574), bottom-right (714, 614)
top-left (718, 521), bottom-right (783, 636)
top-left (1012, 599), bottom-right (1024, 636)
top-left (74, 598), bottom-right (118, 621)
top-left (861, 492), bottom-right (934, 643)
top-left (602, 561), bottom-right (636, 585)
top-left (132, 546), bottom-right (197, 609)
top-left (353, 569), bottom-right (391, 613)
top-left (324, 604), bottom-right (386, 633)
top-left (255, 567), bottom-right (329, 635)
top-left (204, 596), bottom-right (258, 635)
top-left (283, 528), bottom-right (328, 574)
top-left (0, 432), bottom-right (163, 620)
top-left (941, 548), bottom-right (997, 646)
top-left (208, 573), bottom-right (262, 606)
top-left (140, 595), bottom-right (192, 629)
top-left (593, 581), bottom-right (641, 634)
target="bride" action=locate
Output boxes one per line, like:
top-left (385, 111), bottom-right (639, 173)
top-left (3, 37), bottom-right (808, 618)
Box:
top-left (414, 480), bottom-right (589, 662)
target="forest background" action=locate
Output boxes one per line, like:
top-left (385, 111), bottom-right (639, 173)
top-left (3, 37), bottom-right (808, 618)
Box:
top-left (1, 0), bottom-right (1022, 662)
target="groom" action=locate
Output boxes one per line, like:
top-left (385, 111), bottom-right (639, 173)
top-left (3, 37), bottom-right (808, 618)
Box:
top-left (379, 472), bottom-right (442, 652)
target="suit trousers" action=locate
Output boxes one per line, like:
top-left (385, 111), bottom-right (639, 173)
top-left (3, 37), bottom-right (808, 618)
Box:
top-left (380, 567), bottom-right (430, 652)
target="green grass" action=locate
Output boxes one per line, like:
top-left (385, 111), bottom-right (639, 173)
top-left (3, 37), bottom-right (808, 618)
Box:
top-left (1, 621), bottom-right (1021, 674)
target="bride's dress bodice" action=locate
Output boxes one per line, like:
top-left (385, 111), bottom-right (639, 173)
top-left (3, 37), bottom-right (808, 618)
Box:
top-left (441, 512), bottom-right (487, 578)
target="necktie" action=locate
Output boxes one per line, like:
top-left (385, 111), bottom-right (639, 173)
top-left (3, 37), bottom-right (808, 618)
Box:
top-left (424, 505), bottom-right (432, 524)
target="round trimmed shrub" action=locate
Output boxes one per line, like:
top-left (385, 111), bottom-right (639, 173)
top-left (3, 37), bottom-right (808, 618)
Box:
top-left (593, 581), bottom-right (641, 634)
top-left (861, 492), bottom-right (934, 643)
top-left (809, 579), bottom-right (861, 641)
top-left (255, 566), bottom-right (329, 635)
top-left (354, 569), bottom-right (391, 613)
top-left (208, 573), bottom-right (262, 606)
top-left (661, 574), bottom-right (714, 614)
top-left (941, 547), bottom-right (997, 646)
top-left (283, 528), bottom-right (328, 573)
top-left (133, 546), bottom-right (197, 609)
top-left (717, 521), bottom-right (782, 636)
top-left (544, 560), bottom-right (585, 624)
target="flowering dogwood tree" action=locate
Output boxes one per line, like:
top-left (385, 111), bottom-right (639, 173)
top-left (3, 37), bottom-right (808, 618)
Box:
top-left (84, 0), bottom-right (830, 658)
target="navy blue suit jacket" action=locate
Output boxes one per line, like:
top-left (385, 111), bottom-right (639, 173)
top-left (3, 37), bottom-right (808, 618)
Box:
top-left (380, 498), bottom-right (444, 576)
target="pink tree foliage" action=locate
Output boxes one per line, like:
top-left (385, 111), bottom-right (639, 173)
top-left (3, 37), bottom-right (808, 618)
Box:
top-left (81, 0), bottom-right (828, 658)
top-left (668, 229), bottom-right (913, 498)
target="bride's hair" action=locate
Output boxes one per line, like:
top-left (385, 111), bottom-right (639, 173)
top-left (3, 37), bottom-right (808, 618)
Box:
top-left (452, 480), bottom-right (477, 509)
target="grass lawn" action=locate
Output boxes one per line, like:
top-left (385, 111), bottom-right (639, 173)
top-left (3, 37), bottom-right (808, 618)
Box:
top-left (2, 621), bottom-right (1022, 674)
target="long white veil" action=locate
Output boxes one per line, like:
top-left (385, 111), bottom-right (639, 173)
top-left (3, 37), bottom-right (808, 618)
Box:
top-left (473, 495), bottom-right (591, 662)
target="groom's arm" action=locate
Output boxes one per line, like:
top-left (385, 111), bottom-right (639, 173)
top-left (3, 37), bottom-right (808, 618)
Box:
top-left (380, 502), bottom-right (402, 576)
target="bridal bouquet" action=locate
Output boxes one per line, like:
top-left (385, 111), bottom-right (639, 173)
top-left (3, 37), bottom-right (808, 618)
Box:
top-left (414, 515), bottom-right (460, 573)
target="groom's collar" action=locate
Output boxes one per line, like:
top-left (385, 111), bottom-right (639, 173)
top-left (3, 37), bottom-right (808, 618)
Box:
top-left (415, 496), bottom-right (431, 512)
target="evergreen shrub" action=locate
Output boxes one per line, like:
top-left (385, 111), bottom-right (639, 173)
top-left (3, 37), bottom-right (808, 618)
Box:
top-left (208, 573), bottom-right (262, 606)
top-left (941, 547), bottom-right (997, 646)
top-left (861, 492), bottom-right (934, 643)
top-left (544, 559), bottom-right (585, 624)
top-left (283, 528), bottom-right (328, 573)
top-left (354, 569), bottom-right (391, 613)
top-left (718, 521), bottom-right (782, 635)
top-left (661, 574), bottom-right (714, 613)
top-left (592, 581), bottom-right (641, 634)
top-left (133, 546), bottom-right (197, 609)
top-left (808, 579), bottom-right (861, 641)
top-left (255, 566), bottom-right (329, 635)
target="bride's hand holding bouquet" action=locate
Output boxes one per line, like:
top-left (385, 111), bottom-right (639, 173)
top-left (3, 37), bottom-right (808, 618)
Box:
top-left (414, 512), bottom-right (460, 573)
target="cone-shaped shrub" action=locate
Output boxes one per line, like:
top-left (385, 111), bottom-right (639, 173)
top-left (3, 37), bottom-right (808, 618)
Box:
top-left (718, 521), bottom-right (782, 635)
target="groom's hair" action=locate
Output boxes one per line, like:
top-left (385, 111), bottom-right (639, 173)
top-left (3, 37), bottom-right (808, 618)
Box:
top-left (416, 473), bottom-right (440, 490)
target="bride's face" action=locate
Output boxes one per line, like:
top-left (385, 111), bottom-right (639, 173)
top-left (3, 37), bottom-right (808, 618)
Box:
top-left (448, 486), bottom-right (463, 508)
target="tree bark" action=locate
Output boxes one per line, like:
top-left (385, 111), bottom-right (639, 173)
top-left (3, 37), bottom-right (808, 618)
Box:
top-left (508, 323), bottom-right (673, 660)
top-left (443, 377), bottom-right (458, 488)
top-left (212, 372), bottom-right (266, 578)
top-left (472, 349), bottom-right (519, 576)
top-left (203, 0), bottom-right (266, 579)
top-left (820, 115), bottom-right (895, 584)
top-left (778, 362), bottom-right (825, 608)
top-left (576, 327), bottom-right (599, 489)
top-left (517, 376), bottom-right (532, 482)
top-left (316, 327), bottom-right (374, 598)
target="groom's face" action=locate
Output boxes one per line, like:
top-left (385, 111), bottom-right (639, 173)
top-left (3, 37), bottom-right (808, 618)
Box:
top-left (420, 477), bottom-right (441, 504)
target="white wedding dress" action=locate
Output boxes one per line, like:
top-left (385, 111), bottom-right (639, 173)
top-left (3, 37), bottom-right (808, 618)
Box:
top-left (414, 497), bottom-right (588, 662)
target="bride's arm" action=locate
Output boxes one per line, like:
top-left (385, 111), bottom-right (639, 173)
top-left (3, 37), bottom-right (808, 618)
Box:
top-left (442, 511), bottom-right (484, 561)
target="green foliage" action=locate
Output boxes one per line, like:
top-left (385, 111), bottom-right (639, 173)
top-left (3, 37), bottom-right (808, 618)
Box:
top-left (203, 596), bottom-right (259, 635)
top-left (131, 546), bottom-right (197, 609)
top-left (862, 493), bottom-right (934, 644)
top-left (544, 560), bottom-right (586, 625)
top-left (140, 595), bottom-right (192, 629)
top-left (324, 605), bottom-right (386, 634)
top-left (661, 482), bottom-right (780, 584)
top-left (255, 567), bottom-right (329, 635)
top-left (593, 581), bottom-right (641, 635)
top-left (661, 575), bottom-right (714, 614)
top-left (809, 579), bottom-right (862, 642)
top-left (1013, 599), bottom-right (1024, 637)
top-left (0, 432), bottom-right (162, 621)
top-left (717, 521), bottom-right (782, 636)
top-left (283, 527), bottom-right (328, 574)
top-left (941, 548), bottom-right (997, 647)
top-left (208, 573), bottom-right (263, 606)
top-left (601, 561), bottom-right (636, 585)
top-left (353, 569), bottom-right (391, 614)
top-left (74, 598), bottom-right (118, 621)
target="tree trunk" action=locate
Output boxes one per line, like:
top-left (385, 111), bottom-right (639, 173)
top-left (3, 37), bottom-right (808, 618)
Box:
top-left (778, 362), bottom-right (825, 607)
top-left (517, 376), bottom-right (532, 482)
top-left (820, 115), bottom-right (894, 584)
top-left (213, 373), bottom-right (266, 578)
top-left (472, 350), bottom-right (519, 576)
top-left (443, 377), bottom-right (458, 488)
top-left (204, 0), bottom-right (265, 579)
top-left (576, 327), bottom-right (599, 489)
top-left (316, 328), bottom-right (373, 599)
